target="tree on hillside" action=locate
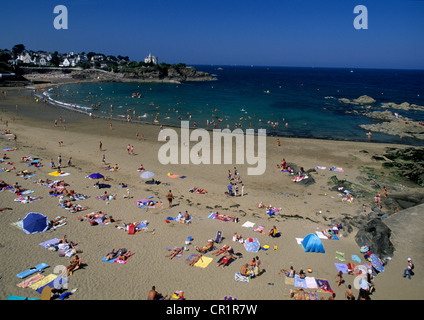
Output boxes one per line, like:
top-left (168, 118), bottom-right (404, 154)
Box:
top-left (12, 44), bottom-right (25, 58)
top-left (50, 51), bottom-right (60, 67)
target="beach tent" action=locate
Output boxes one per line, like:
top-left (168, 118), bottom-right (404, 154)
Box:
top-left (301, 233), bottom-right (325, 253)
top-left (22, 212), bottom-right (49, 234)
top-left (87, 173), bottom-right (104, 179)
top-left (140, 171), bottom-right (155, 179)
top-left (244, 238), bottom-right (261, 252)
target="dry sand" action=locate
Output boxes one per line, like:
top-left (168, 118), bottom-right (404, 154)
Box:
top-left (0, 86), bottom-right (423, 301)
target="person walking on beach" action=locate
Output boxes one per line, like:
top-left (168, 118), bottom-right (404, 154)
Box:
top-left (167, 190), bottom-right (174, 208)
top-left (127, 144), bottom-right (131, 155)
top-left (99, 141), bottom-right (102, 152)
top-left (403, 258), bottom-right (414, 279)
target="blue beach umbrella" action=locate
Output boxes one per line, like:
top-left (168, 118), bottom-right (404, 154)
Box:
top-left (244, 238), bottom-right (261, 252)
top-left (140, 171), bottom-right (155, 179)
top-left (22, 212), bottom-right (49, 234)
top-left (88, 173), bottom-right (104, 179)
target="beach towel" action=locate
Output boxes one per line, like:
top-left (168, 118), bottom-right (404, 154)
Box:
top-left (369, 253), bottom-right (384, 273)
top-left (208, 212), bottom-right (235, 222)
top-left (101, 256), bottom-right (117, 263)
top-left (48, 171), bottom-right (70, 177)
top-left (335, 251), bottom-right (345, 261)
top-left (20, 190), bottom-right (35, 195)
top-left (7, 295), bottom-right (40, 300)
top-left (39, 238), bottom-right (61, 249)
top-left (114, 257), bottom-right (133, 264)
top-left (235, 272), bottom-right (249, 283)
top-left (167, 173), bottom-right (180, 178)
top-left (305, 277), bottom-right (318, 289)
top-left (35, 276), bottom-right (68, 294)
top-left (315, 279), bottom-right (334, 293)
top-left (352, 254), bottom-right (361, 263)
top-left (284, 276), bottom-right (295, 286)
top-left (335, 263), bottom-right (350, 274)
top-left (29, 274), bottom-right (58, 290)
top-left (241, 221), bottom-right (255, 228)
top-left (294, 275), bottom-right (307, 289)
top-left (17, 263), bottom-right (49, 279)
top-left (14, 196), bottom-right (41, 204)
top-left (194, 256), bottom-right (213, 268)
top-left (253, 226), bottom-right (265, 234)
top-left (315, 231), bottom-right (328, 240)
top-left (16, 274), bottom-right (45, 288)
top-left (315, 166), bottom-right (327, 170)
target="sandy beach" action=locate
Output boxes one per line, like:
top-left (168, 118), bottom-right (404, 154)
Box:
top-left (0, 84), bottom-right (423, 302)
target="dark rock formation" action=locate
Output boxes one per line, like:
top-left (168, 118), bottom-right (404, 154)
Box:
top-left (355, 218), bottom-right (395, 258)
top-left (381, 147), bottom-right (424, 187)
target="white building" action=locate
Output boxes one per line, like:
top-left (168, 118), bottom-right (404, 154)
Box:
top-left (144, 53), bottom-right (158, 65)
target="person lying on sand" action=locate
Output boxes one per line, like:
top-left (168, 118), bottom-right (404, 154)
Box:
top-left (216, 253), bottom-right (236, 269)
top-left (165, 247), bottom-right (184, 259)
top-left (105, 248), bottom-right (128, 261)
top-left (117, 251), bottom-right (135, 261)
top-left (69, 204), bottom-right (89, 213)
top-left (195, 240), bottom-right (214, 253)
top-left (212, 245), bottom-right (231, 256)
top-left (50, 216), bottom-right (67, 227)
top-left (66, 255), bottom-right (82, 276)
top-left (186, 254), bottom-right (203, 266)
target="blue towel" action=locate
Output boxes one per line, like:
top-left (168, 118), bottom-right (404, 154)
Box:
top-left (17, 263), bottom-right (49, 279)
top-left (351, 254), bottom-right (361, 263)
top-left (294, 275), bottom-right (307, 288)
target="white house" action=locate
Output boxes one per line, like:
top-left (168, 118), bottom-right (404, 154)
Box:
top-left (61, 58), bottom-right (70, 67)
top-left (18, 52), bottom-right (35, 64)
top-left (144, 53), bottom-right (158, 65)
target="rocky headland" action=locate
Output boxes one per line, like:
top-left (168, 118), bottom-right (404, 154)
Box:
top-left (338, 95), bottom-right (424, 141)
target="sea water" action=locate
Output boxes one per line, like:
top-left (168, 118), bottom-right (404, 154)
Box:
top-left (46, 66), bottom-right (424, 145)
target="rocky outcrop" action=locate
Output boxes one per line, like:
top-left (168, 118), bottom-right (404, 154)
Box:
top-left (339, 95), bottom-right (376, 105)
top-left (381, 102), bottom-right (424, 112)
top-left (380, 147), bottom-right (424, 187)
top-left (359, 111), bottom-right (424, 140)
top-left (355, 218), bottom-right (395, 258)
top-left (71, 66), bottom-right (215, 83)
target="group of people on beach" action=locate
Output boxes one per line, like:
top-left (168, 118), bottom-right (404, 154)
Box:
top-left (227, 167), bottom-right (245, 197)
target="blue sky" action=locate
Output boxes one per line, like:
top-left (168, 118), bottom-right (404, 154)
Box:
top-left (1, 0), bottom-right (423, 69)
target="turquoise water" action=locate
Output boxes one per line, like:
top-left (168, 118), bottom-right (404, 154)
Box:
top-left (46, 66), bottom-right (424, 145)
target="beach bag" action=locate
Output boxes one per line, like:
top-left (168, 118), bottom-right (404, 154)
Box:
top-left (128, 223), bottom-right (135, 235)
